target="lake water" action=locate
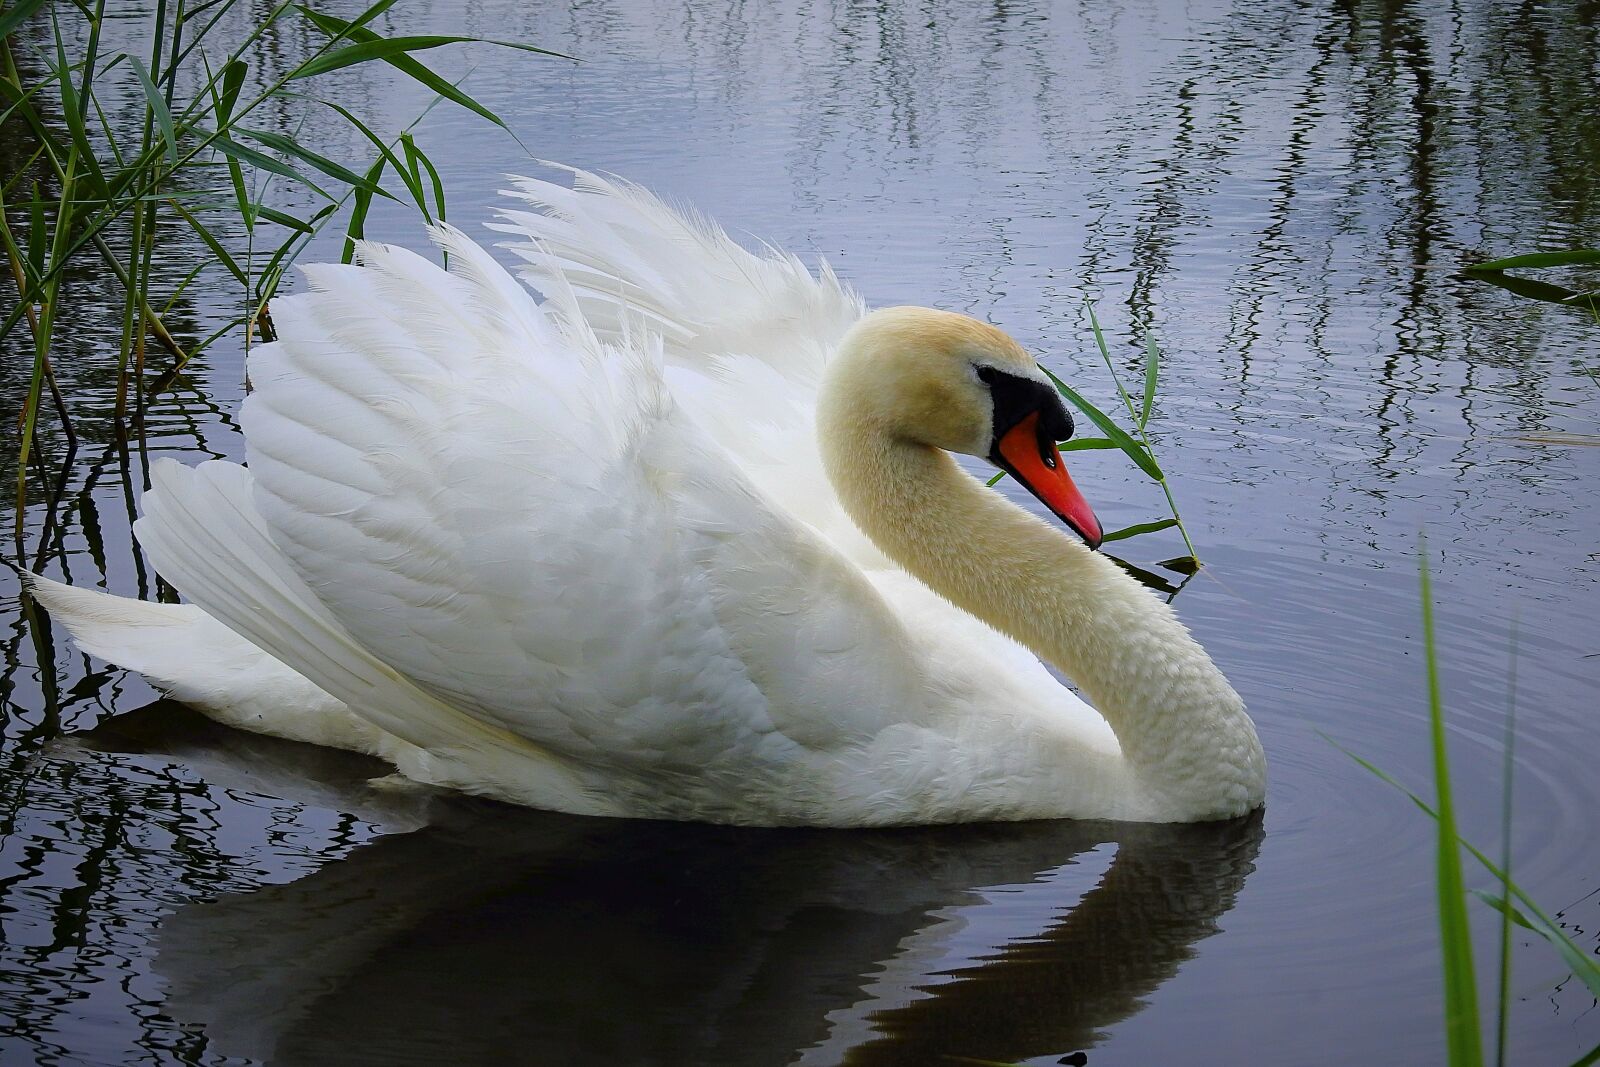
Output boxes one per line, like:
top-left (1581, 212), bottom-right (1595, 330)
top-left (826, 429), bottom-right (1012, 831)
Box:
top-left (2, 1), bottom-right (1598, 1064)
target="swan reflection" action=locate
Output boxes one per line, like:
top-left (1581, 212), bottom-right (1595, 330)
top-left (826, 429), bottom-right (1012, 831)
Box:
top-left (90, 704), bottom-right (1261, 1066)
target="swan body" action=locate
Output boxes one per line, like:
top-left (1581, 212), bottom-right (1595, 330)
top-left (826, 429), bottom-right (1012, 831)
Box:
top-left (30, 168), bottom-right (1264, 826)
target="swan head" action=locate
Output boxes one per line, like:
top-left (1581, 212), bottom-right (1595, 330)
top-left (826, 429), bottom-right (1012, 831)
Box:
top-left (826, 306), bottom-right (1104, 548)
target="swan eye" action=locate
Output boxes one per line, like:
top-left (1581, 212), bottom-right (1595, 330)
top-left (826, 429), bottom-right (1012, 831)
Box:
top-left (980, 366), bottom-right (1074, 448)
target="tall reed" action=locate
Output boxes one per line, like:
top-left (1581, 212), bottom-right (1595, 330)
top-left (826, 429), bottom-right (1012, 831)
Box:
top-left (1340, 543), bottom-right (1600, 1067)
top-left (0, 0), bottom-right (561, 551)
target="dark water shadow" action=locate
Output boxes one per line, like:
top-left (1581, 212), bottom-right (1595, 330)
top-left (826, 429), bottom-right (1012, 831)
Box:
top-left (1459, 269), bottom-right (1600, 315)
top-left (70, 704), bottom-right (1263, 1067)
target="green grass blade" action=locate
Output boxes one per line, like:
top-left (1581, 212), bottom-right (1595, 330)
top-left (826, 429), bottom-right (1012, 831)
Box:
top-left (73, 0), bottom-right (104, 123)
top-left (238, 127), bottom-right (394, 200)
top-left (216, 58), bottom-right (246, 126)
top-left (12, 153), bottom-right (74, 532)
top-left (1086, 302), bottom-right (1143, 424)
top-left (85, 70), bottom-right (125, 167)
top-left (317, 98), bottom-right (425, 207)
top-left (291, 34), bottom-right (565, 80)
top-left (343, 0), bottom-right (402, 32)
top-left (225, 156), bottom-right (252, 229)
top-left (161, 256), bottom-right (212, 314)
top-left (0, 0), bottom-right (50, 39)
top-left (1465, 249), bottom-right (1600, 271)
top-left (1494, 623), bottom-right (1518, 1067)
top-left (342, 155), bottom-right (384, 263)
top-left (1101, 518), bottom-right (1179, 543)
top-left (0, 55), bottom-right (74, 188)
top-left (26, 180), bottom-right (46, 275)
top-left (1140, 331), bottom-right (1159, 429)
top-left (1469, 891), bottom-right (1535, 932)
top-left (256, 237), bottom-right (300, 302)
top-left (170, 0), bottom-right (294, 111)
top-left (1419, 541), bottom-right (1484, 1067)
top-left (292, 36), bottom-right (472, 80)
top-left (1081, 302), bottom-right (1198, 562)
top-left (0, 188), bottom-right (39, 296)
top-left (200, 54), bottom-right (251, 229)
top-left (0, 290), bottom-right (32, 346)
top-left (1334, 733), bottom-right (1600, 1003)
top-left (126, 55), bottom-right (179, 164)
top-left (297, 7), bottom-right (513, 129)
top-left (1042, 368), bottom-right (1163, 481)
top-left (401, 132), bottom-right (428, 212)
top-left (206, 131), bottom-right (332, 198)
top-left (47, 18), bottom-right (109, 195)
top-left (1470, 891), bottom-right (1600, 1000)
top-left (403, 134), bottom-right (445, 222)
top-left (0, 74), bottom-right (55, 129)
top-left (166, 198), bottom-right (247, 286)
top-left (179, 0), bottom-right (233, 21)
top-left (256, 202), bottom-right (337, 305)
top-left (254, 204), bottom-right (314, 233)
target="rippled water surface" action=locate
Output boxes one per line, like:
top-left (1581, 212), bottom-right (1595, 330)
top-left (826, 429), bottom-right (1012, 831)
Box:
top-left (2, 1), bottom-right (1598, 1064)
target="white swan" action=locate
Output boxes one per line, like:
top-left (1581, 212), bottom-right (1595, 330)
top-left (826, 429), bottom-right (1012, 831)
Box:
top-left (29, 168), bottom-right (1264, 826)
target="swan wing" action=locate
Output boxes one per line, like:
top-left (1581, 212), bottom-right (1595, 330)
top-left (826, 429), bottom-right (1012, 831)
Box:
top-left (242, 227), bottom-right (919, 806)
top-left (487, 167), bottom-right (881, 561)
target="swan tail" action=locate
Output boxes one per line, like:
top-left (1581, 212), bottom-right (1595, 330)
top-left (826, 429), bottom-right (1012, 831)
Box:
top-left (122, 458), bottom-right (609, 812)
top-left (24, 572), bottom-right (390, 753)
top-left (27, 574), bottom-right (227, 690)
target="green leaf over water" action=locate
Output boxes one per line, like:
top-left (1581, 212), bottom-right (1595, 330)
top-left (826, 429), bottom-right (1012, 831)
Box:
top-left (1472, 889), bottom-right (1600, 1003)
top-left (1140, 331), bottom-right (1159, 429)
top-left (206, 131), bottom-right (331, 199)
top-left (215, 58), bottom-right (247, 127)
top-left (167, 198), bottom-right (246, 286)
top-left (1420, 543), bottom-right (1484, 1067)
top-left (296, 6), bottom-right (561, 131)
top-left (1465, 249), bottom-right (1600, 272)
top-left (255, 204), bottom-right (316, 233)
top-left (1043, 368), bottom-right (1163, 481)
top-left (291, 34), bottom-right (565, 81)
top-left (239, 126), bottom-right (394, 200)
top-left (1101, 518), bottom-right (1179, 543)
top-left (0, 0), bottom-right (50, 41)
top-left (126, 56), bottom-right (178, 164)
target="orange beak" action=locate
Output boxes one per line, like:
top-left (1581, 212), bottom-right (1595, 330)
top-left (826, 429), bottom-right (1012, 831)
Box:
top-left (991, 411), bottom-right (1104, 549)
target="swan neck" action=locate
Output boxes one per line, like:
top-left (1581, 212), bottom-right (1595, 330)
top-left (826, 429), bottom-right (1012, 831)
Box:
top-left (817, 381), bottom-right (1264, 818)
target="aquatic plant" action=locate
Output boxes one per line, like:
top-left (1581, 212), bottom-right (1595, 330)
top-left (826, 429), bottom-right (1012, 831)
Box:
top-left (991, 303), bottom-right (1200, 567)
top-left (1462, 249), bottom-right (1600, 321)
top-left (0, 0), bottom-right (561, 549)
top-left (1339, 544), bottom-right (1600, 1067)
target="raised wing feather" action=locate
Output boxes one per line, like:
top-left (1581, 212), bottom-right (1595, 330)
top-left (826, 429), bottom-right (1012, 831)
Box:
top-left (243, 223), bottom-right (919, 806)
top-left (487, 166), bottom-right (881, 561)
